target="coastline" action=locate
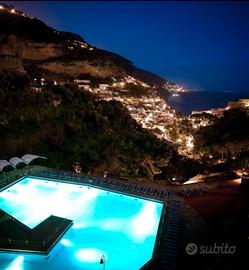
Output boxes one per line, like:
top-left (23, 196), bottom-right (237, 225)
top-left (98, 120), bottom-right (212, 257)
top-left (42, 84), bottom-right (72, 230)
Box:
top-left (166, 90), bottom-right (249, 116)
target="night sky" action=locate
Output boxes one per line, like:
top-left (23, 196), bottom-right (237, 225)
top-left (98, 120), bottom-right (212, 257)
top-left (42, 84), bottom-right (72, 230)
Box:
top-left (6, 1), bottom-right (249, 92)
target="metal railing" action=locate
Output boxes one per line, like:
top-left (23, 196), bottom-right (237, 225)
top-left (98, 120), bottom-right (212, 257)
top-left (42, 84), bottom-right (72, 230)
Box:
top-left (0, 217), bottom-right (72, 252)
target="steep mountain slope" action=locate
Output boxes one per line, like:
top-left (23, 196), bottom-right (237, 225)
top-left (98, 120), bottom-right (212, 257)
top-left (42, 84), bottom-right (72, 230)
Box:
top-left (0, 3), bottom-right (199, 181)
top-left (0, 3), bottom-right (189, 143)
top-left (0, 3), bottom-right (171, 87)
top-left (0, 70), bottom-right (199, 181)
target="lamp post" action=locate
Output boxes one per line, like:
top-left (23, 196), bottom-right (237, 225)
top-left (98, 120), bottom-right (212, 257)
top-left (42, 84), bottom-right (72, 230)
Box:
top-left (100, 255), bottom-right (105, 270)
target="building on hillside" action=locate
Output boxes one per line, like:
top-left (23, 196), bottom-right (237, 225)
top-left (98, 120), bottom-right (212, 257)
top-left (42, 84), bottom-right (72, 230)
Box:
top-left (191, 110), bottom-right (212, 115)
top-left (211, 108), bottom-right (225, 117)
top-left (239, 99), bottom-right (249, 107)
top-left (227, 101), bottom-right (243, 109)
top-left (73, 79), bottom-right (91, 91)
top-left (99, 84), bottom-right (109, 90)
top-left (74, 79), bottom-right (91, 84)
top-left (30, 87), bottom-right (42, 92)
top-left (78, 84), bottom-right (90, 90)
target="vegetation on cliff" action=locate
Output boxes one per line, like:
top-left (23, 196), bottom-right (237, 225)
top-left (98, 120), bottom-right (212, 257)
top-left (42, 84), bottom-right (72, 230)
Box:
top-left (0, 71), bottom-right (197, 181)
top-left (193, 109), bottom-right (249, 165)
top-left (0, 4), bottom-right (201, 181)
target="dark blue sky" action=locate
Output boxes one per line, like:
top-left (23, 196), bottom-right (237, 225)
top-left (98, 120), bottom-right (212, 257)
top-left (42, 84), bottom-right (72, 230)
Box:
top-left (6, 1), bottom-right (249, 92)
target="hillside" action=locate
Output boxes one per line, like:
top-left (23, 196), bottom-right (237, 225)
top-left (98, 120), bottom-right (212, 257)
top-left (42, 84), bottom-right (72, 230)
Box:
top-left (0, 3), bottom-right (190, 143)
top-left (0, 70), bottom-right (199, 181)
top-left (193, 108), bottom-right (249, 161)
top-left (0, 3), bottom-right (173, 87)
top-left (0, 3), bottom-right (199, 181)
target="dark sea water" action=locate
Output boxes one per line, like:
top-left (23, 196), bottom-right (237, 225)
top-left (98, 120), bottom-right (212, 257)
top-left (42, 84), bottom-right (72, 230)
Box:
top-left (166, 91), bottom-right (249, 116)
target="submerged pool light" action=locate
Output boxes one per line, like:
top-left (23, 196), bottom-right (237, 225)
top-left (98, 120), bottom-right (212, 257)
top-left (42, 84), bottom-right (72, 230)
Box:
top-left (75, 248), bottom-right (106, 263)
top-left (6, 256), bottom-right (24, 270)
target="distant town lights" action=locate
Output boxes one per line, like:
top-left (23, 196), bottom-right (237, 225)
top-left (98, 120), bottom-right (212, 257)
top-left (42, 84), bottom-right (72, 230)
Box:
top-left (0, 5), bottom-right (3, 9)
top-left (11, 9), bottom-right (15, 13)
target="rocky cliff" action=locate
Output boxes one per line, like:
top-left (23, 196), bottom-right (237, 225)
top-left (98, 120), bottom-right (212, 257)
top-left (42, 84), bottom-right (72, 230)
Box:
top-left (0, 35), bottom-right (64, 60)
top-left (0, 3), bottom-right (173, 88)
top-left (0, 54), bottom-right (25, 73)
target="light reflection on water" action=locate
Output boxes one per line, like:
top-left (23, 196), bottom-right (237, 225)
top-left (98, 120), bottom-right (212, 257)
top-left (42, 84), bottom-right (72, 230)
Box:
top-left (0, 177), bottom-right (163, 270)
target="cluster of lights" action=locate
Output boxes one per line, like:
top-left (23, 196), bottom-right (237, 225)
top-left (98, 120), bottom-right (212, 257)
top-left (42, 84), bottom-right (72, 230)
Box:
top-left (66, 39), bottom-right (94, 52)
top-left (111, 76), bottom-right (150, 89)
top-left (164, 82), bottom-right (188, 94)
top-left (186, 136), bottom-right (194, 150)
top-left (115, 94), bottom-right (176, 141)
top-left (89, 77), bottom-right (194, 153)
top-left (74, 73), bottom-right (190, 148)
top-left (0, 4), bottom-right (28, 17)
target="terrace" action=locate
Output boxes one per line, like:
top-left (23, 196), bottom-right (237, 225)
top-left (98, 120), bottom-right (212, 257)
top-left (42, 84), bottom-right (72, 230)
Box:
top-left (0, 210), bottom-right (72, 254)
top-left (0, 165), bottom-right (182, 270)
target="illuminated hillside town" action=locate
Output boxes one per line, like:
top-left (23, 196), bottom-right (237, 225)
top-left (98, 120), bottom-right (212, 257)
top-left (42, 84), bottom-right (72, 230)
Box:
top-left (30, 74), bottom-right (249, 162)
top-left (30, 75), bottom-right (196, 152)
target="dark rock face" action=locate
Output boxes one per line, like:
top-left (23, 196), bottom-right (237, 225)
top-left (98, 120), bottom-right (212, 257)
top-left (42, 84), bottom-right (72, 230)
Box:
top-left (0, 6), bottom-right (171, 88)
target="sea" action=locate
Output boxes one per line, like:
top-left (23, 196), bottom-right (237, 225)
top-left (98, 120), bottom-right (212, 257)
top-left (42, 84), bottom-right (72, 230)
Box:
top-left (166, 91), bottom-right (249, 116)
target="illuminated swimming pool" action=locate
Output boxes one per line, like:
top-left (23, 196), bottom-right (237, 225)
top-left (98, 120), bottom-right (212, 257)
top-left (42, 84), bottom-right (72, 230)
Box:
top-left (0, 177), bottom-right (163, 270)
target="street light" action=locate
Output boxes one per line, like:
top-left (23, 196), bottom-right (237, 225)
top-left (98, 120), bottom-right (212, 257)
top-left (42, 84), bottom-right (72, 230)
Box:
top-left (100, 255), bottom-right (105, 270)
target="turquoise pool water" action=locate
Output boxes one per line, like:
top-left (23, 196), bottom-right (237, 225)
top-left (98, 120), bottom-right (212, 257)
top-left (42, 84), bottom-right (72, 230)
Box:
top-left (0, 177), bottom-right (163, 270)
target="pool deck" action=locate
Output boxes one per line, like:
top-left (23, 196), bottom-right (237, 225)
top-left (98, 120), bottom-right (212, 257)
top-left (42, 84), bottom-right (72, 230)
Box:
top-left (0, 209), bottom-right (73, 254)
top-left (0, 166), bottom-right (174, 202)
top-left (0, 165), bottom-right (182, 270)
